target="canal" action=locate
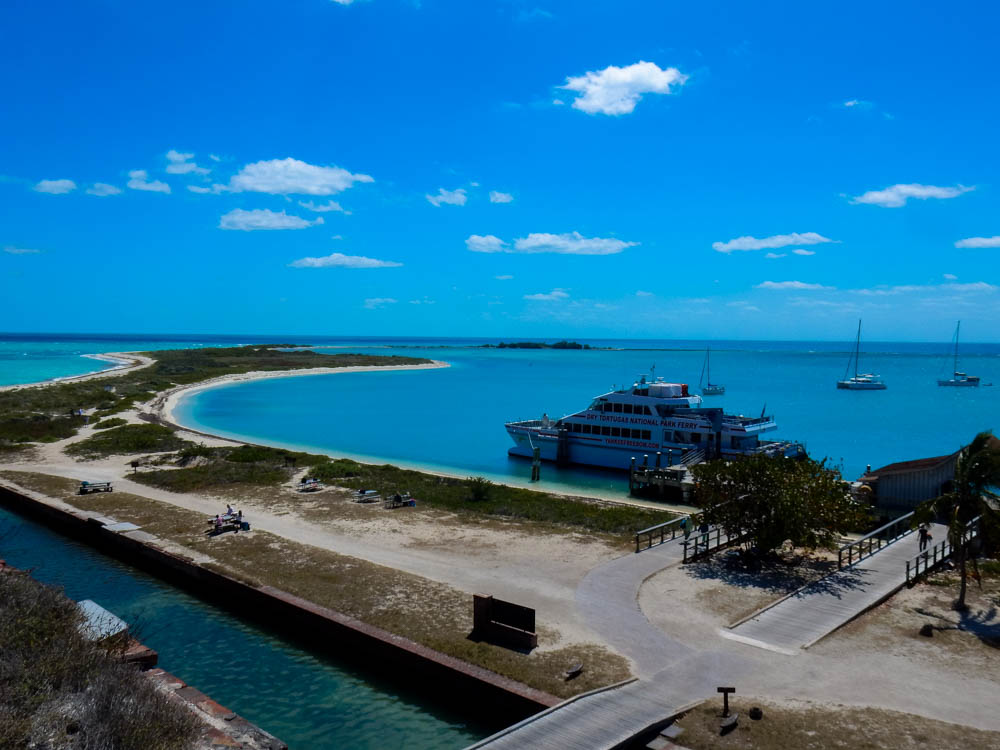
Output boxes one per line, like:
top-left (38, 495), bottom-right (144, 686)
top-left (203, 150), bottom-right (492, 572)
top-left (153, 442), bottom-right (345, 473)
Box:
top-left (0, 504), bottom-right (490, 749)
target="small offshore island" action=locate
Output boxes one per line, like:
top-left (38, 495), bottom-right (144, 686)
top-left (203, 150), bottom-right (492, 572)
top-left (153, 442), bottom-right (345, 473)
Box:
top-left (0, 343), bottom-right (998, 749)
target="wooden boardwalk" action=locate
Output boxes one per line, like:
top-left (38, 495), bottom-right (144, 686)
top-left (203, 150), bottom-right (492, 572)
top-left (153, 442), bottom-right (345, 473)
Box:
top-left (467, 678), bottom-right (699, 750)
top-left (724, 523), bottom-right (947, 653)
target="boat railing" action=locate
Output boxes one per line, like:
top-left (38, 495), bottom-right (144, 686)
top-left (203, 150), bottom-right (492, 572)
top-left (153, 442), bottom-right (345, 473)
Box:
top-left (838, 511), bottom-right (915, 569)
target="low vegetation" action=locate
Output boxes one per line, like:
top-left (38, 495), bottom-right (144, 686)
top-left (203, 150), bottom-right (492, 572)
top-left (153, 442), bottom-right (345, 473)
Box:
top-left (92, 417), bottom-right (128, 430)
top-left (486, 340), bottom-right (593, 349)
top-left (0, 569), bottom-right (199, 749)
top-left (0, 345), bottom-right (431, 448)
top-left (65, 424), bottom-right (192, 458)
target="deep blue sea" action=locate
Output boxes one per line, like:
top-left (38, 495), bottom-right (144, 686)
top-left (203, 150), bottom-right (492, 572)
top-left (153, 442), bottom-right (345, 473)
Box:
top-left (4, 333), bottom-right (998, 493)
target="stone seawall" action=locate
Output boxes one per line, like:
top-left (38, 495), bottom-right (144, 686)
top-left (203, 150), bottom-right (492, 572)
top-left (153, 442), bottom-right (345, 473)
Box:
top-left (0, 482), bottom-right (559, 729)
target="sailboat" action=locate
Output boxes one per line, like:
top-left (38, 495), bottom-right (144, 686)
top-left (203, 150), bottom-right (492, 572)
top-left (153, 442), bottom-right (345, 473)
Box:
top-left (938, 321), bottom-right (980, 387)
top-left (699, 347), bottom-right (725, 395)
top-left (837, 320), bottom-right (886, 390)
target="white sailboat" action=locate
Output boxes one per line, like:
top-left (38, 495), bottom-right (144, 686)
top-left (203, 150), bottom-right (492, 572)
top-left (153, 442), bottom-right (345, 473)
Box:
top-left (938, 321), bottom-right (980, 387)
top-left (699, 347), bottom-right (725, 395)
top-left (837, 320), bottom-right (886, 390)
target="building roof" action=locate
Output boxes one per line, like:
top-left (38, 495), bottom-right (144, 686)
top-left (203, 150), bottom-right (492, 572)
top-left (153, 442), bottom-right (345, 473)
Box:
top-left (860, 451), bottom-right (959, 480)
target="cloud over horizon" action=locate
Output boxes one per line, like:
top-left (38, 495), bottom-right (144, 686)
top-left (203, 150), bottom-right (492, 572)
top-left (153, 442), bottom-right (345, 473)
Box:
top-left (849, 183), bottom-right (973, 208)
top-left (756, 280), bottom-right (833, 290)
top-left (524, 288), bottom-right (569, 301)
top-left (166, 149), bottom-right (210, 175)
top-left (219, 208), bottom-right (323, 231)
top-left (713, 232), bottom-right (835, 253)
top-left (426, 188), bottom-right (467, 207)
top-left (289, 252), bottom-right (402, 268)
top-left (467, 231), bottom-right (637, 255)
top-left (955, 236), bottom-right (1000, 248)
top-left (86, 183), bottom-right (121, 196)
top-left (127, 170), bottom-right (171, 193)
top-left (33, 179), bottom-right (76, 194)
top-left (561, 61), bottom-right (688, 115)
top-left (489, 191), bottom-right (514, 203)
top-left (225, 158), bottom-right (373, 195)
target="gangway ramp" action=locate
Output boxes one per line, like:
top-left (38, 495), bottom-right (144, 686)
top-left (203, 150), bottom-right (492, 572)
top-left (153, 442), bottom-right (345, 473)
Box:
top-left (724, 522), bottom-right (948, 653)
top-left (466, 678), bottom-right (699, 750)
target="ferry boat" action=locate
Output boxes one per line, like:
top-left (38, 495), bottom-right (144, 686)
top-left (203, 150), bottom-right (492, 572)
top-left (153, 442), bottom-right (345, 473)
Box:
top-left (505, 377), bottom-right (804, 471)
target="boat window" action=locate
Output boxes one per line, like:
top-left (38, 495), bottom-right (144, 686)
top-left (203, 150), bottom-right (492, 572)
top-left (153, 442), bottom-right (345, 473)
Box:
top-left (623, 403), bottom-right (633, 414)
top-left (572, 423), bottom-right (581, 432)
top-left (643, 406), bottom-right (652, 415)
top-left (603, 403), bottom-right (613, 412)
top-left (655, 405), bottom-right (673, 417)
top-left (691, 433), bottom-right (701, 443)
top-left (613, 403), bottom-right (623, 413)
top-left (601, 426), bottom-right (611, 436)
top-left (585, 424), bottom-right (592, 434)
top-left (642, 430), bottom-right (651, 440)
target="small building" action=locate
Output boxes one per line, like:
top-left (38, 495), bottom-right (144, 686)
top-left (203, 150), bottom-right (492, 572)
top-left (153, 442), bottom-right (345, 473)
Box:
top-left (858, 451), bottom-right (959, 515)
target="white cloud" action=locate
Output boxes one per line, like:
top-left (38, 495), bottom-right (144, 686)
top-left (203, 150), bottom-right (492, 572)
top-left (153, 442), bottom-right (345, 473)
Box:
top-left (466, 235), bottom-right (508, 253)
top-left (3, 245), bottom-right (41, 254)
top-left (33, 178), bottom-right (76, 194)
top-left (467, 231), bottom-right (636, 255)
top-left (517, 7), bottom-right (553, 21)
top-left (227, 158), bottom-right (373, 195)
top-left (127, 170), bottom-right (171, 194)
top-left (489, 191), bottom-right (514, 203)
top-left (955, 236), bottom-right (1000, 248)
top-left (792, 249), bottom-right (816, 256)
top-left (408, 298), bottom-right (435, 305)
top-left (764, 252), bottom-right (786, 259)
top-left (849, 183), bottom-right (973, 208)
top-left (86, 182), bottom-right (121, 196)
top-left (713, 232), bottom-right (834, 253)
top-left (289, 252), bottom-right (402, 268)
top-left (209, 154), bottom-right (221, 162)
top-left (426, 187), bottom-right (467, 207)
top-left (562, 61), bottom-right (688, 115)
top-left (726, 301), bottom-right (761, 312)
top-left (331, 0), bottom-right (355, 4)
top-left (187, 185), bottom-right (224, 194)
top-left (850, 281), bottom-right (996, 296)
top-left (364, 297), bottom-right (397, 309)
top-left (943, 273), bottom-right (958, 280)
top-left (842, 99), bottom-right (874, 110)
top-left (635, 290), bottom-right (653, 297)
top-left (755, 280), bottom-right (833, 290)
top-left (165, 149), bottom-right (210, 175)
top-left (219, 208), bottom-right (323, 231)
top-left (524, 289), bottom-right (569, 301)
top-left (299, 199), bottom-right (347, 213)
top-left (515, 231), bottom-right (636, 255)
top-left (495, 274), bottom-right (514, 280)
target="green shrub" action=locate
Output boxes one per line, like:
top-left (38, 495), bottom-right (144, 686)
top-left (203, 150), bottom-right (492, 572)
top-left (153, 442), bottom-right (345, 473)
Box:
top-left (0, 572), bottom-right (199, 749)
top-left (467, 476), bottom-right (494, 502)
top-left (65, 424), bottom-right (190, 458)
top-left (93, 417), bottom-right (127, 430)
top-left (134, 463), bottom-right (290, 492)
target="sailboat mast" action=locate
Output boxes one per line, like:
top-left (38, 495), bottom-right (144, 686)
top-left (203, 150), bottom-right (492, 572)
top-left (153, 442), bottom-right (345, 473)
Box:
top-left (854, 319), bottom-right (861, 379)
top-left (707, 347), bottom-right (711, 384)
top-left (954, 321), bottom-right (961, 373)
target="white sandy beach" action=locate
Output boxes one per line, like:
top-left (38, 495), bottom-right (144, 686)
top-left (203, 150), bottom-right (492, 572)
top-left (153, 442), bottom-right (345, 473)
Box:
top-left (0, 351), bottom-right (155, 392)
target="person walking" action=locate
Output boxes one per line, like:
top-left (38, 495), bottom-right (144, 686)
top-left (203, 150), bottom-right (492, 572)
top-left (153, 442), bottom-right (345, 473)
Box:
top-left (680, 516), bottom-right (691, 540)
top-left (918, 524), bottom-right (931, 552)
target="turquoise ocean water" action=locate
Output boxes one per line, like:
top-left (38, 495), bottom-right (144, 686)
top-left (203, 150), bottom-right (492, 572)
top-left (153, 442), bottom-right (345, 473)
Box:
top-left (5, 333), bottom-right (1000, 490)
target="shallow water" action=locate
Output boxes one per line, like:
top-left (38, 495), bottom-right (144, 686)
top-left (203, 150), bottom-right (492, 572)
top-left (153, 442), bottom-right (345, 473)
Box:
top-left (0, 504), bottom-right (489, 749)
top-left (176, 342), bottom-right (1000, 492)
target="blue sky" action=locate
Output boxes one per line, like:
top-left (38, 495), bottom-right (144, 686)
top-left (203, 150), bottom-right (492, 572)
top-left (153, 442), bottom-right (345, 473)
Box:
top-left (2, 0), bottom-right (998, 340)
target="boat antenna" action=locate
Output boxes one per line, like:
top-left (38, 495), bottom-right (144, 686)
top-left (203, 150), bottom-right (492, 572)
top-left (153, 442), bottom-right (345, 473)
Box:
top-left (760, 402), bottom-right (767, 419)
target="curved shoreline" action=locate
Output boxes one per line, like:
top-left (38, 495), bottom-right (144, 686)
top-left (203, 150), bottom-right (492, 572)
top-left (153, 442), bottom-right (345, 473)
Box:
top-left (0, 351), bottom-right (155, 392)
top-left (150, 360), bottom-right (686, 512)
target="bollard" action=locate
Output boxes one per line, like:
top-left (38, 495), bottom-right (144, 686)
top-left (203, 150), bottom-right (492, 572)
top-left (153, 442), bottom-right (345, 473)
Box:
top-left (656, 451), bottom-right (662, 468)
top-left (643, 454), bottom-right (648, 467)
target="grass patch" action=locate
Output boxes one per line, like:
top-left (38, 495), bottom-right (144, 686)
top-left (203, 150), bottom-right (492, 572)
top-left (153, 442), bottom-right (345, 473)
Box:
top-left (0, 345), bottom-right (431, 444)
top-left (0, 571), bottom-right (200, 750)
top-left (92, 417), bottom-right (128, 430)
top-left (139, 463), bottom-right (291, 492)
top-left (672, 698), bottom-right (1000, 750)
top-left (64, 424), bottom-right (192, 458)
top-left (2, 471), bottom-right (631, 698)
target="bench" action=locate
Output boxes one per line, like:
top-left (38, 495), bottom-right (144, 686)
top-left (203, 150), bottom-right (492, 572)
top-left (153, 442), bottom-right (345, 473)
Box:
top-left (78, 482), bottom-right (113, 495)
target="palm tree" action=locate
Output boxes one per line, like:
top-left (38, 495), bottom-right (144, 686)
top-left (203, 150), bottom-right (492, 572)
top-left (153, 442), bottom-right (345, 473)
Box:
top-left (917, 431), bottom-right (1000, 610)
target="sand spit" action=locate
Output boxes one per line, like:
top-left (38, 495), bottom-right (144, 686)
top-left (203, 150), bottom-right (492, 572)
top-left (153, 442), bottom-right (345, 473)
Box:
top-left (0, 351), bottom-right (155, 392)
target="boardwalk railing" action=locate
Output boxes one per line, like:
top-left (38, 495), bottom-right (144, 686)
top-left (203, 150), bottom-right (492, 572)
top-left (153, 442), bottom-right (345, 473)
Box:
top-left (905, 516), bottom-right (981, 584)
top-left (634, 515), bottom-right (692, 553)
top-left (682, 525), bottom-right (744, 562)
top-left (838, 511), bottom-right (915, 569)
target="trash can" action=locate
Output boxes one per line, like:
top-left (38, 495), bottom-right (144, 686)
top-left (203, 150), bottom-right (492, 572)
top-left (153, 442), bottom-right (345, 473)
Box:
top-left (240, 521), bottom-right (250, 531)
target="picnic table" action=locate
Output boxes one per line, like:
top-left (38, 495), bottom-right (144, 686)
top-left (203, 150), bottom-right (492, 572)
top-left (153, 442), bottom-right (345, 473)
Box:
top-left (78, 481), bottom-right (113, 495)
top-left (207, 514), bottom-right (247, 533)
top-left (353, 490), bottom-right (381, 504)
top-left (383, 493), bottom-right (415, 510)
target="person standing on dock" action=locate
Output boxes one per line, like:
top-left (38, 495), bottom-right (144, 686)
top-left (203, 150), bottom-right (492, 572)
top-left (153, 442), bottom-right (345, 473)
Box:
top-left (918, 524), bottom-right (931, 552)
